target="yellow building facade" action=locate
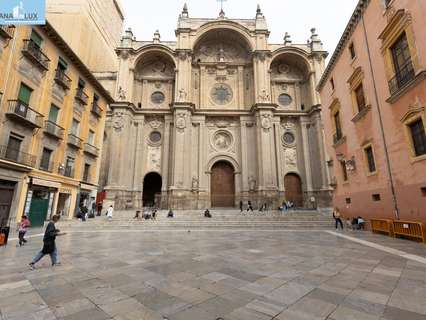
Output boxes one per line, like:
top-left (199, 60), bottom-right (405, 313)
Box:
top-left (0, 22), bottom-right (113, 227)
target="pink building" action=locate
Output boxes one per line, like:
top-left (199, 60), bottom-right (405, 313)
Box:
top-left (318, 0), bottom-right (426, 224)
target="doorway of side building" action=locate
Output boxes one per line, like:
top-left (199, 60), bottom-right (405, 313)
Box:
top-left (143, 172), bottom-right (162, 207)
top-left (211, 161), bottom-right (235, 207)
top-left (28, 189), bottom-right (51, 227)
top-left (0, 180), bottom-right (16, 227)
top-left (284, 173), bottom-right (303, 207)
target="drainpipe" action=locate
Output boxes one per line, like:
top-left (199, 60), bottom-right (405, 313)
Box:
top-left (360, 13), bottom-right (400, 219)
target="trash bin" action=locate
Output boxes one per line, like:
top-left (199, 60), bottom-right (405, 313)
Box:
top-left (0, 226), bottom-right (10, 246)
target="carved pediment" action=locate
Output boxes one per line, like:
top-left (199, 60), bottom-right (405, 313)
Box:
top-left (400, 97), bottom-right (425, 123)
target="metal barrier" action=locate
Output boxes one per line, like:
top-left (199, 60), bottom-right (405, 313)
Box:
top-left (393, 220), bottom-right (425, 243)
top-left (370, 219), bottom-right (394, 237)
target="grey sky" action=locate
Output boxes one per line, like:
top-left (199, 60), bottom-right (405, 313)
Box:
top-left (121, 0), bottom-right (359, 57)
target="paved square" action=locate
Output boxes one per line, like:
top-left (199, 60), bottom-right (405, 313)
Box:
top-left (1, 229), bottom-right (426, 320)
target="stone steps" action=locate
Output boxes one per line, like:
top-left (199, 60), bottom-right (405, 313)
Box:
top-left (57, 209), bottom-right (333, 230)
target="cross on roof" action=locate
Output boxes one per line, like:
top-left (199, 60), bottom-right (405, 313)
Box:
top-left (217, 0), bottom-right (227, 12)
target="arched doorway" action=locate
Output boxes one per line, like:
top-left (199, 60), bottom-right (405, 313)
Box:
top-left (143, 172), bottom-right (162, 207)
top-left (211, 161), bottom-right (235, 207)
top-left (284, 173), bottom-right (303, 207)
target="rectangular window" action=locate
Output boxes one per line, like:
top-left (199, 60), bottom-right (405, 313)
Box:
top-left (341, 161), bottom-right (348, 181)
top-left (409, 119), bottom-right (426, 157)
top-left (83, 163), bottom-right (91, 182)
top-left (78, 78), bottom-right (85, 89)
top-left (421, 187), bottom-right (426, 197)
top-left (48, 104), bottom-right (60, 123)
top-left (349, 43), bottom-right (356, 59)
top-left (355, 84), bottom-right (366, 112)
top-left (88, 130), bottom-right (95, 145)
top-left (334, 112), bottom-right (342, 140)
top-left (345, 198), bottom-right (351, 204)
top-left (71, 119), bottom-right (79, 136)
top-left (93, 93), bottom-right (99, 103)
top-left (57, 57), bottom-right (68, 71)
top-left (40, 148), bottom-right (52, 171)
top-left (30, 29), bottom-right (43, 47)
top-left (65, 156), bottom-right (75, 177)
top-left (364, 145), bottom-right (376, 173)
top-left (390, 32), bottom-right (414, 89)
top-left (372, 194), bottom-right (381, 201)
top-left (330, 78), bottom-right (335, 90)
top-left (18, 83), bottom-right (33, 105)
top-left (5, 134), bottom-right (22, 161)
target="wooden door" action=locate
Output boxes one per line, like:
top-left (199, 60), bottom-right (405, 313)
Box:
top-left (0, 188), bottom-right (14, 227)
top-left (211, 161), bottom-right (235, 207)
top-left (284, 173), bottom-right (303, 207)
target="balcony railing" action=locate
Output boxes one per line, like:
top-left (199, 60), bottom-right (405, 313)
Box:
top-left (64, 166), bottom-right (74, 178)
top-left (388, 60), bottom-right (415, 95)
top-left (67, 133), bottom-right (83, 149)
top-left (75, 88), bottom-right (89, 105)
top-left (21, 40), bottom-right (50, 71)
top-left (83, 143), bottom-right (99, 157)
top-left (91, 102), bottom-right (102, 117)
top-left (54, 69), bottom-right (72, 90)
top-left (82, 173), bottom-right (92, 183)
top-left (0, 25), bottom-right (15, 39)
top-left (44, 120), bottom-right (65, 139)
top-left (6, 100), bottom-right (43, 128)
top-left (333, 132), bottom-right (343, 145)
top-left (0, 145), bottom-right (36, 167)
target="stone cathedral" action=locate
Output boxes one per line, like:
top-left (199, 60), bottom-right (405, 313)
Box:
top-left (99, 5), bottom-right (332, 210)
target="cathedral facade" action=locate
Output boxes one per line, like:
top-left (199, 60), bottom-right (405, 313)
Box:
top-left (100, 5), bottom-right (333, 210)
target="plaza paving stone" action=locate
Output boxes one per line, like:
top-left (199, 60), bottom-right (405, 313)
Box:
top-left (1, 229), bottom-right (426, 319)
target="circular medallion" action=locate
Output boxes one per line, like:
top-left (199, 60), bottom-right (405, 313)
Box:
top-left (282, 131), bottom-right (296, 147)
top-left (212, 130), bottom-right (233, 151)
top-left (278, 64), bottom-right (290, 74)
top-left (151, 91), bottom-right (165, 104)
top-left (211, 83), bottom-right (233, 105)
top-left (149, 131), bottom-right (162, 143)
top-left (278, 93), bottom-right (292, 106)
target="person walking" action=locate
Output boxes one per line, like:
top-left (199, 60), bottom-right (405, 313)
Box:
top-left (333, 207), bottom-right (344, 230)
top-left (29, 215), bottom-right (64, 269)
top-left (97, 202), bottom-right (103, 216)
top-left (107, 205), bottom-right (114, 221)
top-left (239, 200), bottom-right (243, 212)
top-left (247, 201), bottom-right (254, 212)
top-left (16, 215), bottom-right (30, 247)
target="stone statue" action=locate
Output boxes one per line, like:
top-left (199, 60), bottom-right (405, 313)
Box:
top-left (259, 89), bottom-right (270, 103)
top-left (118, 86), bottom-right (126, 101)
top-left (178, 88), bottom-right (187, 101)
top-left (192, 177), bottom-right (199, 190)
top-left (249, 176), bottom-right (256, 191)
top-left (218, 47), bottom-right (225, 63)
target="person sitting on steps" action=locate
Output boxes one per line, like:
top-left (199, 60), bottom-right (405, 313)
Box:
top-left (204, 209), bottom-right (212, 218)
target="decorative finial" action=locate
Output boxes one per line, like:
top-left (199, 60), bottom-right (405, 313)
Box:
top-left (309, 27), bottom-right (323, 51)
top-left (219, 8), bottom-right (225, 19)
top-left (182, 3), bottom-right (189, 18)
top-left (153, 30), bottom-right (161, 43)
top-left (284, 32), bottom-right (292, 45)
top-left (256, 4), bottom-right (263, 18)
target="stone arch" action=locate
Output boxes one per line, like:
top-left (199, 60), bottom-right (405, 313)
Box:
top-left (284, 172), bottom-right (303, 207)
top-left (193, 21), bottom-right (254, 52)
top-left (206, 154), bottom-right (240, 173)
top-left (133, 45), bottom-right (177, 69)
top-left (269, 49), bottom-right (314, 111)
top-left (142, 172), bottom-right (162, 207)
top-left (210, 160), bottom-right (236, 208)
top-left (132, 48), bottom-right (176, 108)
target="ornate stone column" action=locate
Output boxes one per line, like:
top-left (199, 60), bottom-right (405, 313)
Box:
top-left (132, 116), bottom-right (145, 208)
top-left (300, 117), bottom-right (313, 193)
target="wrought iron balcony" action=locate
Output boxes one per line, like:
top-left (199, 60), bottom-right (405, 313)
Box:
top-left (0, 145), bottom-right (36, 167)
top-left (64, 166), bottom-right (74, 178)
top-left (44, 120), bottom-right (64, 139)
top-left (67, 133), bottom-right (83, 149)
top-left (6, 100), bottom-right (43, 128)
top-left (388, 60), bottom-right (415, 95)
top-left (21, 40), bottom-right (50, 71)
top-left (82, 173), bottom-right (92, 183)
top-left (75, 88), bottom-right (89, 105)
top-left (54, 69), bottom-right (72, 90)
top-left (0, 25), bottom-right (15, 39)
top-left (91, 102), bottom-right (102, 117)
top-left (333, 132), bottom-right (343, 145)
top-left (83, 143), bottom-right (99, 157)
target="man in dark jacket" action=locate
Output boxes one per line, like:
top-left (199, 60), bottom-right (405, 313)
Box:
top-left (29, 215), bottom-right (64, 269)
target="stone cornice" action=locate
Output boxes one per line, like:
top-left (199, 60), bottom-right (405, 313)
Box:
top-left (317, 0), bottom-right (371, 91)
